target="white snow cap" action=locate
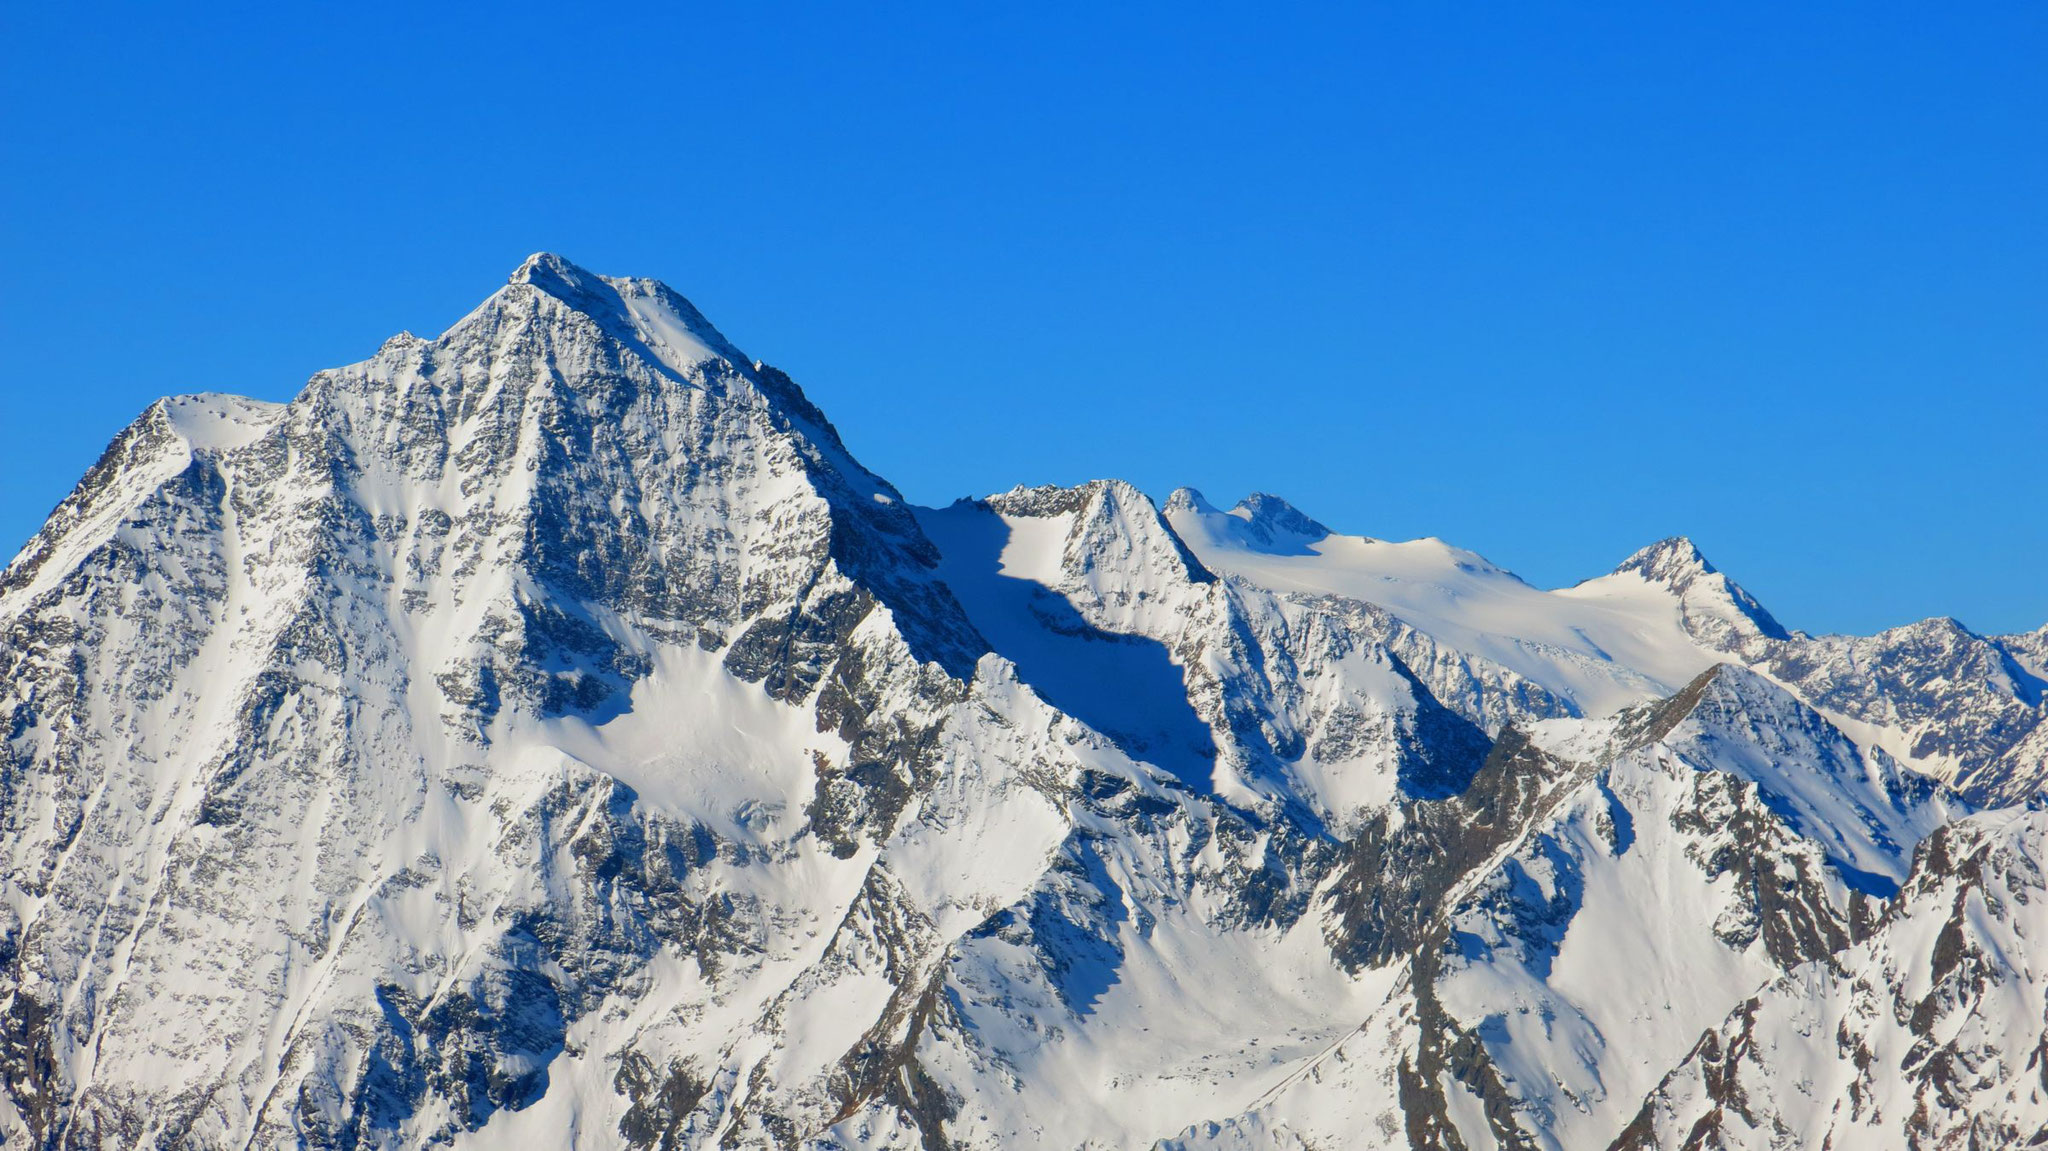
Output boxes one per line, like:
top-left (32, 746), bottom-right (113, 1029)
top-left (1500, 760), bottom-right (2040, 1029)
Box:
top-left (507, 251), bottom-right (751, 370)
top-left (1608, 535), bottom-right (1792, 641)
top-left (1613, 535), bottom-right (1717, 584)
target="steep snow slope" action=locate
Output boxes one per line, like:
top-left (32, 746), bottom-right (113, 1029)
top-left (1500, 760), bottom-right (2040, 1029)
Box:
top-left (1, 255), bottom-right (2042, 1151)
top-left (914, 482), bottom-right (1520, 829)
top-left (1169, 666), bottom-right (1964, 1151)
top-left (1614, 804), bottom-right (2048, 1150)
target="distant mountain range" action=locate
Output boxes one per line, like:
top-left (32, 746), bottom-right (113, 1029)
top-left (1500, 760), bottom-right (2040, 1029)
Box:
top-left (3, 255), bottom-right (2042, 1149)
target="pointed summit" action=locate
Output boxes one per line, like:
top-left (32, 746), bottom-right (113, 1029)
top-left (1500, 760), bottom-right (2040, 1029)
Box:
top-left (1230, 493), bottom-right (1331, 546)
top-left (1160, 488), bottom-right (1335, 557)
top-left (494, 252), bottom-right (750, 372)
top-left (1163, 486), bottom-right (1219, 518)
top-left (1625, 662), bottom-right (1955, 887)
top-left (1612, 536), bottom-right (1791, 644)
top-left (1614, 536), bottom-right (1716, 585)
top-left (509, 250), bottom-right (602, 291)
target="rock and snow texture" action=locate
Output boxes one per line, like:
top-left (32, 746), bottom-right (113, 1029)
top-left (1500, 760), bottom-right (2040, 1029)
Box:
top-left (1165, 490), bottom-right (2048, 800)
top-left (0, 255), bottom-right (2041, 1150)
top-left (1613, 805), bottom-right (2048, 1150)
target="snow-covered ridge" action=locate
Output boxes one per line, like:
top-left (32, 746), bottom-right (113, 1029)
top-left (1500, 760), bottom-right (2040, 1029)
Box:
top-left (1163, 487), bottom-right (2047, 798)
top-left (159, 392), bottom-right (289, 451)
top-left (502, 251), bottom-right (753, 374)
top-left (1166, 491), bottom-right (1747, 715)
top-left (0, 254), bottom-right (2043, 1151)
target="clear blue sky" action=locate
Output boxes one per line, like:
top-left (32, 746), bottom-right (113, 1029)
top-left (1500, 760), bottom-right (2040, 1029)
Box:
top-left (3, 3), bottom-right (2042, 636)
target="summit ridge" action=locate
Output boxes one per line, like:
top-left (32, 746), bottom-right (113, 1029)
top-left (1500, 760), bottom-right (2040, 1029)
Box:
top-left (0, 258), bottom-right (2041, 1151)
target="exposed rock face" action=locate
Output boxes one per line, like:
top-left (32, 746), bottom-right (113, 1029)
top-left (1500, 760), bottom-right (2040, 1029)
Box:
top-left (0, 256), bottom-right (2040, 1149)
top-left (1612, 804), bottom-right (2048, 1151)
top-left (1737, 617), bottom-right (2048, 804)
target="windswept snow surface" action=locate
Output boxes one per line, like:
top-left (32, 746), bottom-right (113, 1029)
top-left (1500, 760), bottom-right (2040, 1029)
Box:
top-left (1166, 489), bottom-right (1728, 715)
top-left (158, 393), bottom-right (288, 451)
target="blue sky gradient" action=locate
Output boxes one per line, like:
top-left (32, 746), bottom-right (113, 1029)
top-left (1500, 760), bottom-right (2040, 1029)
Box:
top-left (3, 3), bottom-right (2042, 635)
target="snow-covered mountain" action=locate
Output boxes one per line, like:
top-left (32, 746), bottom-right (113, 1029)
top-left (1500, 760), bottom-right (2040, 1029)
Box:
top-left (1, 256), bottom-right (2041, 1150)
top-left (1167, 492), bottom-right (2047, 795)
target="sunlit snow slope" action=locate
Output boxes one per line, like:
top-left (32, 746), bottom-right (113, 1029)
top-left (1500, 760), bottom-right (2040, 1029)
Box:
top-left (0, 255), bottom-right (2043, 1151)
top-left (1163, 488), bottom-right (2046, 801)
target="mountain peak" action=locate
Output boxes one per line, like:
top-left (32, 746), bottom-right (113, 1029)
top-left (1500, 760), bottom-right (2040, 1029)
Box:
top-left (1623, 661), bottom-right (1957, 887)
top-left (1163, 487), bottom-right (1219, 517)
top-left (1612, 535), bottom-right (1792, 643)
top-left (9, 254), bottom-right (2048, 1150)
top-left (1228, 492), bottom-right (1331, 548)
top-left (1614, 535), bottom-right (1714, 584)
top-left (509, 250), bottom-right (600, 291)
top-left (491, 253), bottom-right (749, 373)
top-left (1159, 488), bottom-right (1336, 557)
